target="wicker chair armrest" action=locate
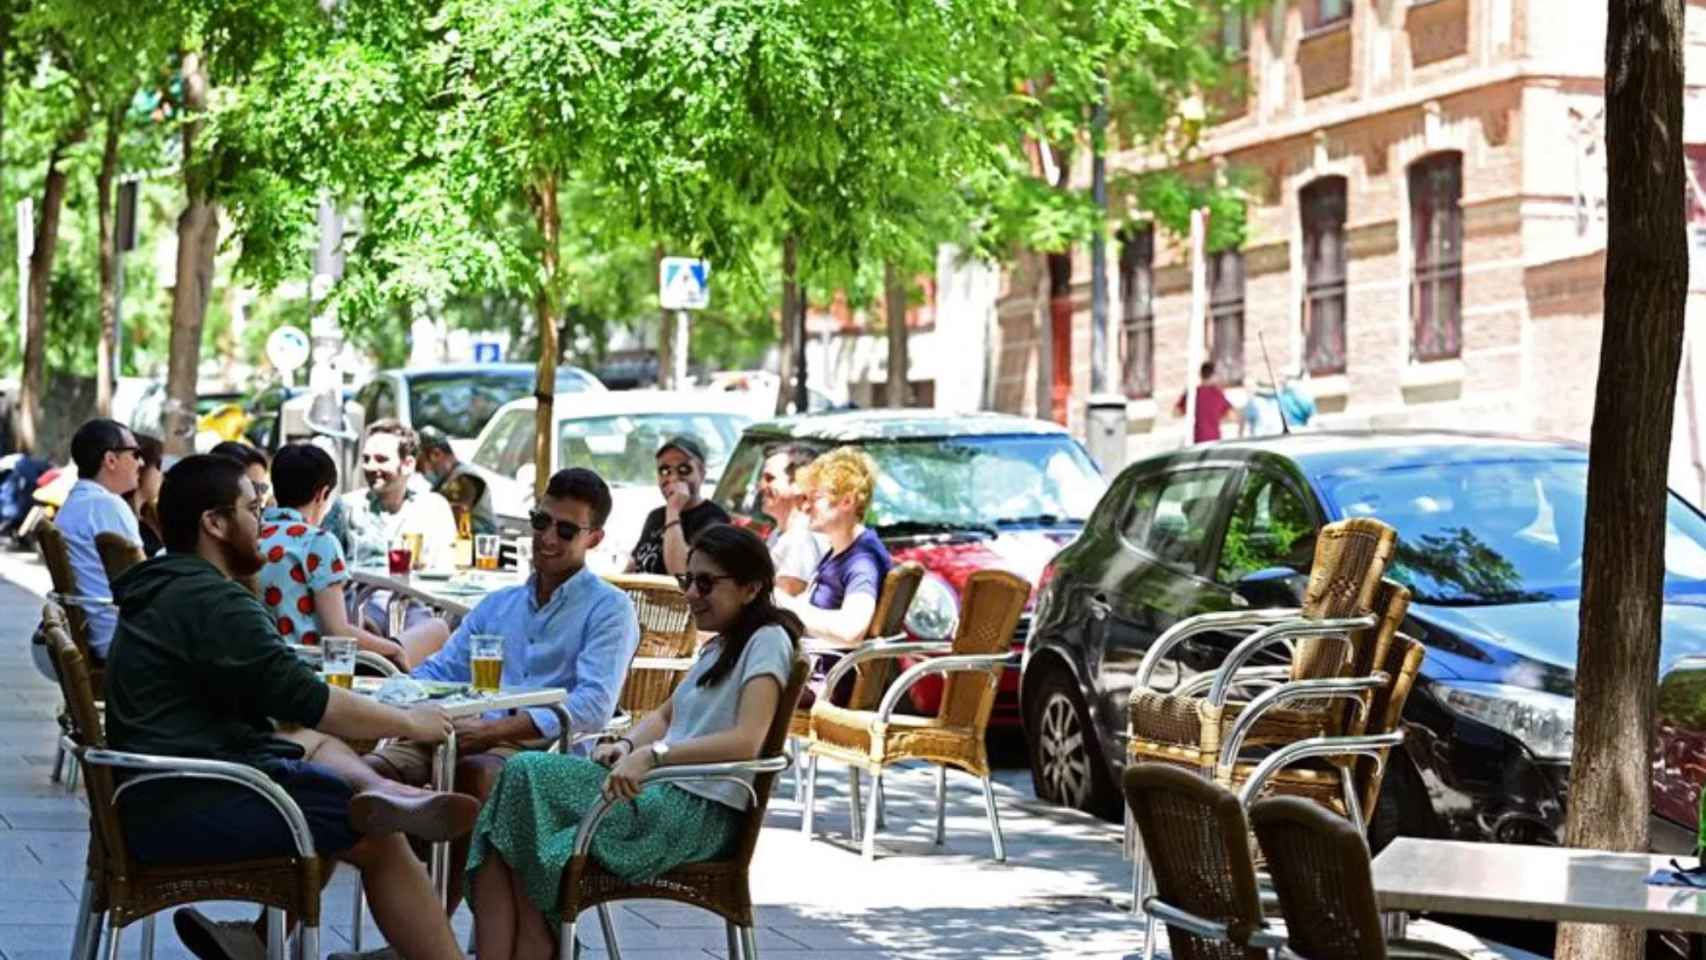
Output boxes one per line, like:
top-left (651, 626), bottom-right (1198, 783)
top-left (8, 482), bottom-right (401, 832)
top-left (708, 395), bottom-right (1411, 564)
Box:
top-left (875, 652), bottom-right (1008, 722)
top-left (46, 591), bottom-right (116, 609)
top-left (1133, 609), bottom-right (1303, 690)
top-left (1205, 615), bottom-right (1377, 708)
top-left (81, 746), bottom-right (317, 859)
top-left (568, 714), bottom-right (634, 747)
top-left (819, 640), bottom-right (954, 695)
top-left (1216, 675), bottom-right (1388, 778)
top-left (1233, 732), bottom-right (1405, 805)
top-left (288, 644), bottom-right (403, 678)
top-left (570, 756), bottom-right (791, 859)
top-left (1145, 897), bottom-right (1274, 947)
top-left (1173, 665), bottom-right (1293, 700)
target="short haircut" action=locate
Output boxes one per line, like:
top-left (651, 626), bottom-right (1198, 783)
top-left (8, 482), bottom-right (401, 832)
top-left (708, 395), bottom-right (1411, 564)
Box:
top-left (365, 418), bottom-right (418, 460)
top-left (763, 442), bottom-right (818, 480)
top-left (210, 440), bottom-right (268, 472)
top-left (1200, 361), bottom-right (1216, 379)
top-left (134, 433), bottom-right (164, 472)
top-left (158, 454), bottom-right (247, 553)
top-left (417, 425), bottom-right (454, 456)
top-left (544, 467), bottom-right (613, 528)
top-left (70, 418), bottom-right (130, 477)
top-left (799, 445), bottom-right (879, 517)
top-left (271, 443), bottom-right (339, 509)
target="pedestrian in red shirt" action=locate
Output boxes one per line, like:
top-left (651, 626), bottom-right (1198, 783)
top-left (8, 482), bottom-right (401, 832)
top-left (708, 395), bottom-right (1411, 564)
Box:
top-left (1175, 361), bottom-right (1237, 444)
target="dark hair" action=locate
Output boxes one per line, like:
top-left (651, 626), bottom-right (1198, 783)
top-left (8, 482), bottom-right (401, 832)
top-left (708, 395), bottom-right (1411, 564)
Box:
top-left (1200, 361), bottom-right (1216, 379)
top-left (365, 419), bottom-right (418, 460)
top-left (544, 467), bottom-right (613, 528)
top-left (417, 424), bottom-right (455, 456)
top-left (70, 418), bottom-right (130, 476)
top-left (158, 455), bottom-right (247, 553)
top-left (271, 443), bottom-right (339, 509)
top-left (134, 433), bottom-right (163, 472)
top-left (762, 442), bottom-right (817, 480)
top-left (210, 440), bottom-right (268, 471)
top-left (688, 523), bottom-right (802, 688)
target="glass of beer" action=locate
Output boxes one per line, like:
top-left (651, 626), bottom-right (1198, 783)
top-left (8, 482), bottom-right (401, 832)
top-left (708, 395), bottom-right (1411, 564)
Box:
top-left (387, 538), bottom-right (413, 576)
top-left (471, 634), bottom-right (503, 694)
top-left (475, 534), bottom-right (500, 571)
top-left (402, 531), bottom-right (425, 571)
top-left (322, 636), bottom-right (356, 689)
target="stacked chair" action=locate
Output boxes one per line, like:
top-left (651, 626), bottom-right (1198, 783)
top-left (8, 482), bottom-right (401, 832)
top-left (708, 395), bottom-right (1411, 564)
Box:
top-left (37, 519), bottom-right (117, 790)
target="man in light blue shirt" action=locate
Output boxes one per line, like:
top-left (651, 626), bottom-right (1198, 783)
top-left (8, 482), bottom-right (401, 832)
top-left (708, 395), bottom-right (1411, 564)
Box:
top-left (364, 467), bottom-right (639, 915)
top-left (52, 419), bottom-right (143, 661)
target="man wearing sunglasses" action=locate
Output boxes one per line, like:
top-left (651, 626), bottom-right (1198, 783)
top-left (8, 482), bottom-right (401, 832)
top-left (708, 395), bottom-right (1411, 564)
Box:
top-left (626, 434), bottom-right (729, 576)
top-left (48, 418), bottom-right (144, 666)
top-left (363, 467), bottom-right (641, 917)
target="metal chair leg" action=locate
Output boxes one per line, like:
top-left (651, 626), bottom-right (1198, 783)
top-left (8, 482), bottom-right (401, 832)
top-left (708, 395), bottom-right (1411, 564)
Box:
top-left (875, 778), bottom-right (886, 830)
top-left (861, 771), bottom-right (883, 860)
top-left (596, 904), bottom-right (622, 960)
top-left (81, 913), bottom-right (106, 960)
top-left (51, 741), bottom-right (64, 783)
top-left (979, 775), bottom-right (1006, 863)
top-left (297, 924), bottom-right (318, 960)
top-left (788, 739), bottom-right (802, 804)
top-left (266, 909), bottom-right (286, 960)
top-left (140, 915), bottom-right (156, 960)
top-left (934, 765), bottom-right (947, 845)
top-left (70, 873), bottom-right (97, 960)
top-left (350, 882), bottom-right (364, 952)
top-left (724, 920), bottom-right (742, 960)
top-left (66, 758), bottom-right (80, 792)
top-left (560, 915), bottom-right (577, 960)
top-left (847, 768), bottom-right (863, 844)
top-left (738, 925), bottom-right (759, 960)
top-left (1139, 853), bottom-right (1158, 960)
top-left (103, 922), bottom-right (122, 960)
top-left (800, 753), bottom-right (819, 838)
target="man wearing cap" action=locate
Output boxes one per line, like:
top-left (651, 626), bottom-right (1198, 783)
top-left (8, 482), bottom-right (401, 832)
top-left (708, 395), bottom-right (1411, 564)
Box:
top-left (417, 425), bottom-right (496, 535)
top-left (626, 434), bottom-right (729, 575)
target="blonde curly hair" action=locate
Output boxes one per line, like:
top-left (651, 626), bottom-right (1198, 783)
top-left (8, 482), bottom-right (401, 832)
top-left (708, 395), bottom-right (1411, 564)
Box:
top-left (799, 445), bottom-right (879, 518)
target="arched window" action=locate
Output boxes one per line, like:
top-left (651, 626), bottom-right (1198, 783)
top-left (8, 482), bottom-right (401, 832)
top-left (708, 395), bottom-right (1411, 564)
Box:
top-left (1409, 152), bottom-right (1463, 361)
top-left (1301, 176), bottom-right (1348, 375)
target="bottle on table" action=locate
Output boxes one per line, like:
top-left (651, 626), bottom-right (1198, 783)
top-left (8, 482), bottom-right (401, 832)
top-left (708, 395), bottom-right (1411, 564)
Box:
top-left (452, 505), bottom-right (475, 569)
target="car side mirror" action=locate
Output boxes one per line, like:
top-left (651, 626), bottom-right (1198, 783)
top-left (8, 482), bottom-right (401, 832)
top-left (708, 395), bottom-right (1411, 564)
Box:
top-left (1233, 566), bottom-right (1309, 609)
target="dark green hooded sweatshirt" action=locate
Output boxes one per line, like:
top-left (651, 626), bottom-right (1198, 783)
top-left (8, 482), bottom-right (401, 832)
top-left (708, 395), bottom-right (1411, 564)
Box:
top-left (105, 553), bottom-right (330, 807)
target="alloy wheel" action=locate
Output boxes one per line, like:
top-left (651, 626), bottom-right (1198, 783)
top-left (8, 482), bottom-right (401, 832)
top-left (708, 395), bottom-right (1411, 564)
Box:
top-left (1037, 691), bottom-right (1092, 808)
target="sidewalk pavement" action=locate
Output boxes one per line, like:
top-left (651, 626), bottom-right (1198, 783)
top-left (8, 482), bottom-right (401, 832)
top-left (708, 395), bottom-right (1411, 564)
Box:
top-left (0, 548), bottom-right (1538, 960)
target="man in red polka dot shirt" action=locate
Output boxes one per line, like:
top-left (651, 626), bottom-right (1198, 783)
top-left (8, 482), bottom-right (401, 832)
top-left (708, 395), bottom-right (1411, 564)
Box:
top-left (257, 445), bottom-right (410, 667)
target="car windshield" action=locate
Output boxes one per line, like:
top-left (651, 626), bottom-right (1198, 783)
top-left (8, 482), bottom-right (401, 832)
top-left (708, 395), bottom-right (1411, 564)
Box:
top-left (558, 412), bottom-right (749, 487)
top-left (408, 370), bottom-right (595, 438)
top-left (861, 435), bottom-right (1105, 533)
top-left (1323, 459), bottom-right (1706, 605)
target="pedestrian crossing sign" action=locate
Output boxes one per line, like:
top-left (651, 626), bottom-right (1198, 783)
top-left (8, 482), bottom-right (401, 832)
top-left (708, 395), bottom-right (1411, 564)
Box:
top-left (659, 257), bottom-right (711, 311)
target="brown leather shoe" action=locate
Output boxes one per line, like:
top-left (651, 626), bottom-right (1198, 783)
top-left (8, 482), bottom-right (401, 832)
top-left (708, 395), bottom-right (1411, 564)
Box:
top-left (348, 788), bottom-right (479, 842)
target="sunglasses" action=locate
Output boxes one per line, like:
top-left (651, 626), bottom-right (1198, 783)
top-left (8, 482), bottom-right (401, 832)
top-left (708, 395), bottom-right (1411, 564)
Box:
top-left (657, 463), bottom-right (697, 479)
top-left (675, 572), bottom-right (737, 595)
top-left (109, 445), bottom-right (141, 459)
top-left (529, 510), bottom-right (592, 540)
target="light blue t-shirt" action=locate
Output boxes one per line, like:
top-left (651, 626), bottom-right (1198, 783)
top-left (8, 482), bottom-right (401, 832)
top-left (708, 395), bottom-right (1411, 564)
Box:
top-left (664, 624), bottom-right (796, 810)
top-left (56, 479), bottom-right (141, 657)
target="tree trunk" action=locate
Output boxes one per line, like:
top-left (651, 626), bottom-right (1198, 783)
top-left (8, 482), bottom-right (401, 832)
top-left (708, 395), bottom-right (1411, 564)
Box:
top-left (529, 172), bottom-right (560, 501)
top-left (777, 235), bottom-right (800, 416)
top-left (165, 52), bottom-right (215, 456)
top-left (654, 245), bottom-right (672, 389)
top-left (95, 102), bottom-right (124, 417)
top-left (884, 262), bottom-right (908, 407)
top-left (17, 130), bottom-right (83, 455)
top-left (1556, 3), bottom-right (1688, 959)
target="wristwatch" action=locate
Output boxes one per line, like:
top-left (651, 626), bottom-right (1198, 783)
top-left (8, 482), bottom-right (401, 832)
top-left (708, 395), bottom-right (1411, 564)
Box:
top-left (649, 740), bottom-right (671, 766)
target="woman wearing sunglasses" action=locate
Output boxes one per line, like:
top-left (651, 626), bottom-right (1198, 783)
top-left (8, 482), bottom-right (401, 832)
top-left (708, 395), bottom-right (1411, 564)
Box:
top-left (467, 523), bottom-right (800, 960)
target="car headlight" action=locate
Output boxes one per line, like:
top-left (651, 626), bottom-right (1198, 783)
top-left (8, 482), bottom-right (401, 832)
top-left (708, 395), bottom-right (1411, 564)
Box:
top-left (904, 573), bottom-right (960, 641)
top-left (1434, 680), bottom-right (1575, 761)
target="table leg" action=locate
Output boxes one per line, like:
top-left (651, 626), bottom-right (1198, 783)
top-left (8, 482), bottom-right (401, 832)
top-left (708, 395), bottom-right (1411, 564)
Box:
top-left (431, 729), bottom-right (458, 910)
top-left (388, 594), bottom-right (407, 640)
top-left (1379, 910), bottom-right (1408, 943)
top-left (547, 705), bottom-right (572, 754)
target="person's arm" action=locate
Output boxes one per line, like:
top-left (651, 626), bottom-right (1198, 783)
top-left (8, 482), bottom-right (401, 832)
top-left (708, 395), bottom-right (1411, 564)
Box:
top-left (317, 687), bottom-right (453, 742)
top-left (410, 598), bottom-right (480, 682)
top-left (783, 591), bottom-right (876, 649)
top-left (312, 584), bottom-right (407, 667)
top-left (661, 514), bottom-right (691, 575)
top-left (776, 575), bottom-right (809, 597)
top-left (527, 591), bottom-right (642, 741)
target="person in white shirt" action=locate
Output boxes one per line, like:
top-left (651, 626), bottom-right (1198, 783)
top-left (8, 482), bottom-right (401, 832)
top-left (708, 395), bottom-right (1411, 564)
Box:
top-left (758, 443), bottom-right (824, 597)
top-left (340, 420), bottom-right (456, 655)
top-left (52, 418), bottom-right (143, 660)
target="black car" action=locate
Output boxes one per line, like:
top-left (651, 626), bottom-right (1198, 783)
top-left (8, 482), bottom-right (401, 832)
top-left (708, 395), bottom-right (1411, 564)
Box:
top-left (1021, 430), bottom-right (1706, 851)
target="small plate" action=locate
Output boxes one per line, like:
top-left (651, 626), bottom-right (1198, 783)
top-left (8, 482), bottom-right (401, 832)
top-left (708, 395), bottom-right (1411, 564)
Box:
top-left (413, 569), bottom-right (455, 582)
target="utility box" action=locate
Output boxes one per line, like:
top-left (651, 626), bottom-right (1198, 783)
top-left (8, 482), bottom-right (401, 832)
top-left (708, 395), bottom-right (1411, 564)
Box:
top-left (1085, 394), bottom-right (1128, 479)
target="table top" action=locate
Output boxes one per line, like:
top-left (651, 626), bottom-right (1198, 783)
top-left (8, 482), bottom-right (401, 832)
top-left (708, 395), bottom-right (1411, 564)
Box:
top-left (350, 676), bottom-right (566, 718)
top-left (351, 566), bottom-right (522, 617)
top-left (1372, 838), bottom-right (1706, 933)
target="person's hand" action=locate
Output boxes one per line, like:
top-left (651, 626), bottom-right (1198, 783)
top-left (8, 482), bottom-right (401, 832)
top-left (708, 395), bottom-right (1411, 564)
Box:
top-left (663, 481), bottom-right (692, 514)
top-left (452, 716), bottom-right (501, 754)
top-left (402, 704), bottom-right (454, 744)
top-left (602, 745), bottom-right (654, 801)
top-left (372, 638), bottom-right (409, 672)
top-left (591, 738), bottom-right (631, 767)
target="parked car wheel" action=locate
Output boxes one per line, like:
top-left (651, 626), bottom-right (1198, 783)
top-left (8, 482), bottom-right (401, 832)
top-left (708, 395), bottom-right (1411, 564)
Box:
top-left (1368, 751), bottom-right (1430, 854)
top-left (1026, 666), bottom-right (1120, 819)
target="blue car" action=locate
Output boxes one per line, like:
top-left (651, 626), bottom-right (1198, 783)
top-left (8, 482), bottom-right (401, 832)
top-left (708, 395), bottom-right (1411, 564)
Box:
top-left (1020, 430), bottom-right (1706, 851)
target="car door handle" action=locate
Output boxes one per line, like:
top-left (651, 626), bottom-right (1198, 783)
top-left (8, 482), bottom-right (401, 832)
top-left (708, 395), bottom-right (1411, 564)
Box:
top-left (1086, 594), bottom-right (1111, 621)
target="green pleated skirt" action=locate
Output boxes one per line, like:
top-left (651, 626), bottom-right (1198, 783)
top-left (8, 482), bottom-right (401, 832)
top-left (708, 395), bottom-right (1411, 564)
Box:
top-left (465, 753), bottom-right (740, 928)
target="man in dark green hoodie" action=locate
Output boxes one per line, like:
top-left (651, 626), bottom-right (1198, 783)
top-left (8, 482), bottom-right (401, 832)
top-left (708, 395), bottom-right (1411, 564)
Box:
top-left (106, 454), bottom-right (475, 960)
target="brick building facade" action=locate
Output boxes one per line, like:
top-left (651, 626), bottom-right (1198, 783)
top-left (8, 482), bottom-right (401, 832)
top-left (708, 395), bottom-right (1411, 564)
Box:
top-left (985, 0), bottom-right (1706, 505)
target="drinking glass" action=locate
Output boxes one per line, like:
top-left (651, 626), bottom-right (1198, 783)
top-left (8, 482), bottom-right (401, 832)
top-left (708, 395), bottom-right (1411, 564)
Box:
top-left (321, 636), bottom-right (356, 689)
top-left (475, 534), bottom-right (501, 571)
top-left (387, 538), bottom-right (413, 576)
top-left (470, 634), bottom-right (504, 694)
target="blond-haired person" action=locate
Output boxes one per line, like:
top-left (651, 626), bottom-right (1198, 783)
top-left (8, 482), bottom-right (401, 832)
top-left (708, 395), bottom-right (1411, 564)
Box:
top-left (776, 446), bottom-right (893, 707)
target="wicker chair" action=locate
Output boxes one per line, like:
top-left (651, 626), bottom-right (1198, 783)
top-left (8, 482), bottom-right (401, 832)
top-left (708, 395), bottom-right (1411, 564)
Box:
top-left (37, 519), bottom-right (115, 788)
top-left (43, 603), bottom-right (325, 960)
top-left (1126, 518), bottom-right (1397, 782)
top-left (557, 656), bottom-right (810, 960)
top-left (611, 574), bottom-right (701, 725)
top-left (1122, 763), bottom-right (1275, 960)
top-left (1250, 796), bottom-right (1470, 960)
top-left (94, 532), bottom-right (146, 582)
top-left (802, 569), bottom-right (1029, 861)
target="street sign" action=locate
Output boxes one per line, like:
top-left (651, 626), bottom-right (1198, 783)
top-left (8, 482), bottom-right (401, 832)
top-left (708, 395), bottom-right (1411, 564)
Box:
top-left (473, 339), bottom-right (504, 363)
top-left (659, 256), bottom-right (710, 310)
top-left (267, 325), bottom-right (311, 374)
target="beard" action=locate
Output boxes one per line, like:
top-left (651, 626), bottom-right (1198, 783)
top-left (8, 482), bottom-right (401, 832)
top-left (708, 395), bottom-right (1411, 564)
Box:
top-left (221, 530), bottom-right (265, 578)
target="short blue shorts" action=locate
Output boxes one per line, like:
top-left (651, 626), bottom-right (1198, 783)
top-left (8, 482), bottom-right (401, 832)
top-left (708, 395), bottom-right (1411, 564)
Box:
top-left (119, 759), bottom-right (359, 864)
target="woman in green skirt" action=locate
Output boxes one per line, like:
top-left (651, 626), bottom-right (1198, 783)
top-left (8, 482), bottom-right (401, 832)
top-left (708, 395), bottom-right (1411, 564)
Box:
top-left (468, 524), bottom-right (801, 960)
